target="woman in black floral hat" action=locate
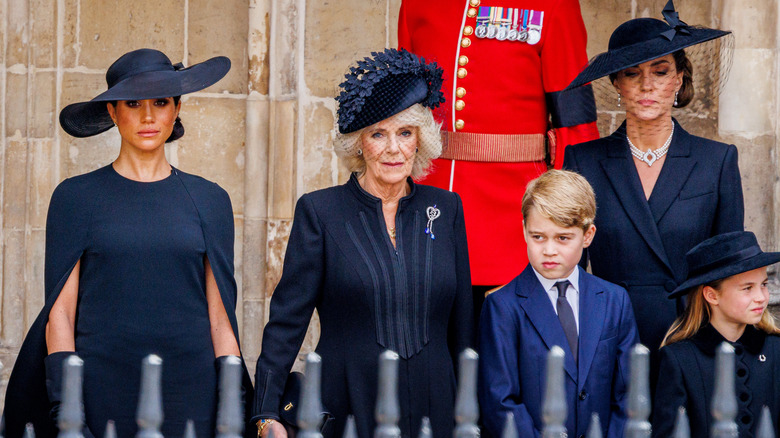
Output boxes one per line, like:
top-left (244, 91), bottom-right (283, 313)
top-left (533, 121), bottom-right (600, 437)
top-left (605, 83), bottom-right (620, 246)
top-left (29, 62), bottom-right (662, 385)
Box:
top-left (252, 48), bottom-right (474, 438)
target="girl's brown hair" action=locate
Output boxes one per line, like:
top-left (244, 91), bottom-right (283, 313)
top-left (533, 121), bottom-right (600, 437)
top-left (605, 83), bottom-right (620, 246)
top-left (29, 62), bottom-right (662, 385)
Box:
top-left (661, 277), bottom-right (780, 347)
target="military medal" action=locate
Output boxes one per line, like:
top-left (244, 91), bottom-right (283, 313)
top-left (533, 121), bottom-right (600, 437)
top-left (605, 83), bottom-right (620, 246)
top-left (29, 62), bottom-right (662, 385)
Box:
top-left (475, 6), bottom-right (490, 38)
top-left (507, 8), bottom-right (520, 41)
top-left (527, 10), bottom-right (544, 45)
top-left (517, 9), bottom-right (529, 42)
top-left (488, 6), bottom-right (502, 39)
top-left (496, 8), bottom-right (510, 40)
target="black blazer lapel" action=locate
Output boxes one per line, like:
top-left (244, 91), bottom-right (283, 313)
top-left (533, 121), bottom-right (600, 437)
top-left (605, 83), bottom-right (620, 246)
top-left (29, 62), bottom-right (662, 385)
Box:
top-left (647, 121), bottom-right (696, 224)
top-left (599, 129), bottom-right (673, 272)
top-left (576, 272), bottom-right (605, 390)
top-left (515, 267), bottom-right (578, 381)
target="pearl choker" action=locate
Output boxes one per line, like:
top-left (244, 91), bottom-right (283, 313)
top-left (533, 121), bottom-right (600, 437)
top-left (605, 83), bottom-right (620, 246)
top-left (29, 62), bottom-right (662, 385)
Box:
top-left (627, 123), bottom-right (674, 167)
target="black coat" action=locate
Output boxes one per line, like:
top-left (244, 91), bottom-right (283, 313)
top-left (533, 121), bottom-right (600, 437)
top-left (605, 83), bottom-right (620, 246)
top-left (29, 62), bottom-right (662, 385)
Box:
top-left (252, 175), bottom-right (474, 438)
top-left (563, 120), bottom-right (744, 380)
top-left (2, 166), bottom-right (254, 438)
top-left (652, 325), bottom-right (780, 438)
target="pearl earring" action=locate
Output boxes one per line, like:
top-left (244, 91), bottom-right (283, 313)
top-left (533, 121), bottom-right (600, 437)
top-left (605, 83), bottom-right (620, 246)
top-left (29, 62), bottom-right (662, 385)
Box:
top-left (674, 91), bottom-right (678, 107)
top-left (617, 92), bottom-right (621, 107)
top-left (357, 148), bottom-right (363, 156)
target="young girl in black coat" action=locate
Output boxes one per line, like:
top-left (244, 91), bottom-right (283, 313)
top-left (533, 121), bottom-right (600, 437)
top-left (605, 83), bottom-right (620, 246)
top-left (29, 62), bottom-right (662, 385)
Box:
top-left (652, 231), bottom-right (780, 438)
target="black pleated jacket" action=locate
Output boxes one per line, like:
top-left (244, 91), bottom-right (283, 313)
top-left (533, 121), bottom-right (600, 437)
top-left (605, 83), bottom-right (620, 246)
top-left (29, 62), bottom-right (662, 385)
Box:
top-left (252, 174), bottom-right (474, 438)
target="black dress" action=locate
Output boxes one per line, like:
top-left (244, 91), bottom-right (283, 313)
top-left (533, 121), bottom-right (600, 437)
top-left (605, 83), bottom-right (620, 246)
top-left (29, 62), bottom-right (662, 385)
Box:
top-left (3, 165), bottom-right (253, 438)
top-left (252, 174), bottom-right (474, 438)
top-left (652, 324), bottom-right (780, 438)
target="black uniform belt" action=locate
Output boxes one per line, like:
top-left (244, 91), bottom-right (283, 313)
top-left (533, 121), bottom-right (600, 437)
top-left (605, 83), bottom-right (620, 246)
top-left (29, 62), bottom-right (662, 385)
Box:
top-left (439, 130), bottom-right (553, 163)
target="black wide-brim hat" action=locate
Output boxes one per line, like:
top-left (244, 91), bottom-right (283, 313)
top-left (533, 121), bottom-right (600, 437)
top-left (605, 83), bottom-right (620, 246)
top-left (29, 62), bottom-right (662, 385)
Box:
top-left (669, 231), bottom-right (780, 298)
top-left (336, 48), bottom-right (445, 134)
top-left (566, 0), bottom-right (730, 90)
top-left (59, 48), bottom-right (230, 138)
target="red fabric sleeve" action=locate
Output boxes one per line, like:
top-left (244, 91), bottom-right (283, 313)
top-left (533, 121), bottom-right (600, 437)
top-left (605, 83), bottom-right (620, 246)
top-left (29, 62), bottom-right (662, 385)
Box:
top-left (397, 1), bottom-right (411, 50)
top-left (542, 0), bottom-right (600, 167)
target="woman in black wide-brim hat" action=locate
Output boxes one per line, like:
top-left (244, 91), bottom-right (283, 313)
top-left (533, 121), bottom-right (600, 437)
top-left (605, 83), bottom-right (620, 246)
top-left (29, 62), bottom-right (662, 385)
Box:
top-left (562, 0), bottom-right (744, 389)
top-left (652, 231), bottom-right (780, 437)
top-left (2, 49), bottom-right (254, 438)
top-left (251, 48), bottom-right (473, 438)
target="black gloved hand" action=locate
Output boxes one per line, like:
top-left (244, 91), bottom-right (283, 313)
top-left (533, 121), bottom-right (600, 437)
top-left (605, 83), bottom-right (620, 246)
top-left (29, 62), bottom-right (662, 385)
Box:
top-left (44, 351), bottom-right (76, 423)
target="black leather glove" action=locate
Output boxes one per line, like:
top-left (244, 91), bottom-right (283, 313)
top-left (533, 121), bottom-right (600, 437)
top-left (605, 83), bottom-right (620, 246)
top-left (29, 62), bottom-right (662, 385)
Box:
top-left (44, 351), bottom-right (75, 423)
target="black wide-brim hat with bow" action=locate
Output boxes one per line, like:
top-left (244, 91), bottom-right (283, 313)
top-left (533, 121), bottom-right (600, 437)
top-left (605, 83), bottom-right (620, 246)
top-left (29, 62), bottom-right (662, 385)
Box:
top-left (566, 0), bottom-right (730, 90)
top-left (336, 48), bottom-right (445, 134)
top-left (59, 48), bottom-right (230, 138)
top-left (669, 231), bottom-right (780, 298)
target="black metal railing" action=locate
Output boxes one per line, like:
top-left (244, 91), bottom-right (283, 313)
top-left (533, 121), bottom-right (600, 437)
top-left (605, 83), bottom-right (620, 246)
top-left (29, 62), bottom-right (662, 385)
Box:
top-left (6, 342), bottom-right (777, 438)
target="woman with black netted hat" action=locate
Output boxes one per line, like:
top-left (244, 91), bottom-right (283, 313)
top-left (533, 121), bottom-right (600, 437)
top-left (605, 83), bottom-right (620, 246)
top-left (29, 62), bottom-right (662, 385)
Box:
top-left (3, 49), bottom-right (254, 438)
top-left (562, 0), bottom-right (744, 388)
top-left (252, 48), bottom-right (474, 438)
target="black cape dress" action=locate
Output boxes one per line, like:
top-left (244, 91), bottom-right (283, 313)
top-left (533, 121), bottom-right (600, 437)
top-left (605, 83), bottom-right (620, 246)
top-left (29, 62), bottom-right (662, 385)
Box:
top-left (252, 175), bottom-right (475, 438)
top-left (2, 165), bottom-right (254, 438)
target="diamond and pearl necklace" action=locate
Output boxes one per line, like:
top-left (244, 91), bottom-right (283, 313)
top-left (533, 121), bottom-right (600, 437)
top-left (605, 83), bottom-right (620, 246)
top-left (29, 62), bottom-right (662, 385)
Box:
top-left (627, 122), bottom-right (674, 167)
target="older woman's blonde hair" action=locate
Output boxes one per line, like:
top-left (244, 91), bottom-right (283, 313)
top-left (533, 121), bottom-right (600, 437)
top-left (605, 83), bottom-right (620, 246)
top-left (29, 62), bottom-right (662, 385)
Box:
top-left (334, 103), bottom-right (442, 180)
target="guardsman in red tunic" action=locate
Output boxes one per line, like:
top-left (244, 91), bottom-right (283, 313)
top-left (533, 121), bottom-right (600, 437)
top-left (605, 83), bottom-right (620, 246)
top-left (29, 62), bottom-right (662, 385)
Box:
top-left (399, 0), bottom-right (600, 306)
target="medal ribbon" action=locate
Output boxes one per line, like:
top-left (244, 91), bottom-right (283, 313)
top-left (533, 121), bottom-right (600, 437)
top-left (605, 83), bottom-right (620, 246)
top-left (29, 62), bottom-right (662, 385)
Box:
top-left (477, 6), bottom-right (490, 24)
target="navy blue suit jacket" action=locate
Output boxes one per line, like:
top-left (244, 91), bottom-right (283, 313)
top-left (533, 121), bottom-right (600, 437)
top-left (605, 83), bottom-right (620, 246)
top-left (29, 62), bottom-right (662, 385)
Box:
top-left (563, 120), bottom-right (744, 356)
top-left (478, 265), bottom-right (639, 438)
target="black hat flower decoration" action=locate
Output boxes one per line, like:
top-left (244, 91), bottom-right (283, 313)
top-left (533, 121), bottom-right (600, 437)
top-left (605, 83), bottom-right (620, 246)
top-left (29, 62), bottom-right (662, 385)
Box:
top-left (336, 48), bottom-right (445, 134)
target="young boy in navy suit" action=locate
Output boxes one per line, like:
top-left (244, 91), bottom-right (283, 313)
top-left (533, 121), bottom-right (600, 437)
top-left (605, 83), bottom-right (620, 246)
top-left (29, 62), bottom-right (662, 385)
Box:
top-left (478, 169), bottom-right (639, 438)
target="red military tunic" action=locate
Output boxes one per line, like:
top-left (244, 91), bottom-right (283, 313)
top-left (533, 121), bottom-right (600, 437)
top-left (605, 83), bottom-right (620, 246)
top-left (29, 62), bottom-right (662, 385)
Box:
top-left (399, 0), bottom-right (600, 285)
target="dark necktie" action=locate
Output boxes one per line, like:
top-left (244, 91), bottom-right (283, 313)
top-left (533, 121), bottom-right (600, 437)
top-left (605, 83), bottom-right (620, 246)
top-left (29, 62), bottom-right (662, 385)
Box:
top-left (555, 280), bottom-right (578, 363)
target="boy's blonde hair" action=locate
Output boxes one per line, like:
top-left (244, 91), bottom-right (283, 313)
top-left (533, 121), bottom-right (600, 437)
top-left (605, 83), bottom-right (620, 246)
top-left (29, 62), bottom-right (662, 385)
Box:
top-left (521, 169), bottom-right (596, 231)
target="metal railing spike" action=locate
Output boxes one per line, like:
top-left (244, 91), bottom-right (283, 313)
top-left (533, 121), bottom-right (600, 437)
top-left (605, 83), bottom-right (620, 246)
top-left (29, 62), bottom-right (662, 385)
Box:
top-left (103, 421), bottom-right (117, 438)
top-left (501, 412), bottom-right (518, 438)
top-left (586, 413), bottom-right (603, 438)
top-left (58, 355), bottom-right (85, 438)
top-left (183, 420), bottom-right (196, 438)
top-left (417, 417), bottom-right (432, 438)
top-left (23, 424), bottom-right (35, 438)
top-left (454, 349), bottom-right (479, 438)
top-left (342, 416), bottom-right (357, 438)
top-left (756, 406), bottom-right (775, 438)
top-left (299, 353), bottom-right (324, 438)
top-left (542, 346), bottom-right (567, 438)
top-left (217, 356), bottom-right (243, 438)
top-left (135, 355), bottom-right (164, 438)
top-left (710, 343), bottom-right (737, 438)
top-left (672, 407), bottom-right (690, 438)
top-left (374, 351), bottom-right (401, 438)
top-left (624, 344), bottom-right (651, 438)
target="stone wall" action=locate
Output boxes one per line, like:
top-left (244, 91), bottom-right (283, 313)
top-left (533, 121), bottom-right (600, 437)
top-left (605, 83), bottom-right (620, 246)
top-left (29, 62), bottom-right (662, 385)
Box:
top-left (1, 0), bottom-right (778, 411)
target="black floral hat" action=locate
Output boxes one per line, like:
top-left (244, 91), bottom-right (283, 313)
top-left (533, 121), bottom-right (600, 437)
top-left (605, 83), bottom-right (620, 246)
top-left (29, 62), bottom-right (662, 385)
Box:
top-left (336, 48), bottom-right (445, 134)
top-left (59, 48), bottom-right (230, 138)
top-left (566, 0), bottom-right (730, 90)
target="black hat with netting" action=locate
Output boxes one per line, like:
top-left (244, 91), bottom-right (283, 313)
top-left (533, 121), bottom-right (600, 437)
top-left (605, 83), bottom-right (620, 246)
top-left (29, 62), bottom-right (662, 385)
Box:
top-left (336, 48), bottom-right (445, 134)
